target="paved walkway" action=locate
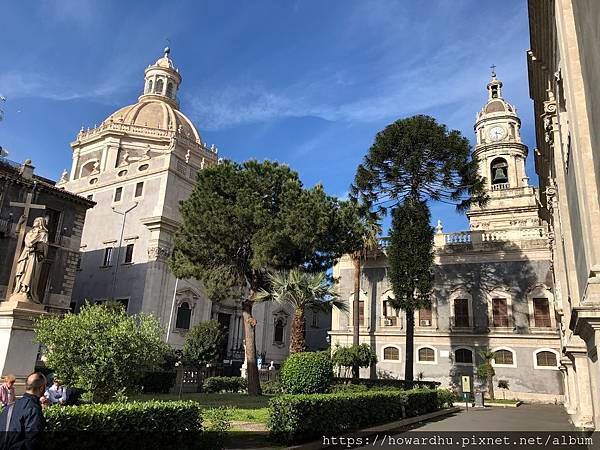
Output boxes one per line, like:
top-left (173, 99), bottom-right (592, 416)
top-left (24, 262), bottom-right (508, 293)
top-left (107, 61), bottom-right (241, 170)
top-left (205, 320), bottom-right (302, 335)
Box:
top-left (355, 405), bottom-right (597, 450)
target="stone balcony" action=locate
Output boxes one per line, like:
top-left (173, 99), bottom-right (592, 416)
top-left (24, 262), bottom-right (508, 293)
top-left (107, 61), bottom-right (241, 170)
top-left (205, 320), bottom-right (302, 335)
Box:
top-left (378, 224), bottom-right (549, 253)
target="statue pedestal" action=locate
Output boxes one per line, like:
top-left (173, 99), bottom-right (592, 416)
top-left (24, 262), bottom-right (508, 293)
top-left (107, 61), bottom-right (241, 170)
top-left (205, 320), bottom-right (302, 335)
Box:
top-left (0, 300), bottom-right (46, 395)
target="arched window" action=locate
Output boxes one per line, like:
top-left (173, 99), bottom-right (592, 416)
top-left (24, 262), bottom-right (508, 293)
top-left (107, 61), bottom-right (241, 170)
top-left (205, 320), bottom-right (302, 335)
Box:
top-left (155, 79), bottom-right (164, 94)
top-left (383, 346), bottom-right (400, 361)
top-left (417, 347), bottom-right (436, 363)
top-left (175, 302), bottom-right (191, 330)
top-left (146, 79), bottom-right (153, 94)
top-left (535, 350), bottom-right (558, 369)
top-left (490, 157), bottom-right (509, 185)
top-left (166, 82), bottom-right (174, 98)
top-left (274, 318), bottom-right (285, 345)
top-left (454, 348), bottom-right (473, 365)
top-left (493, 349), bottom-right (515, 366)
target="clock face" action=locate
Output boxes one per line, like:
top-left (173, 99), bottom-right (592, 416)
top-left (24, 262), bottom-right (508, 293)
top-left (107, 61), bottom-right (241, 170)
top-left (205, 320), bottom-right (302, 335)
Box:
top-left (489, 126), bottom-right (506, 141)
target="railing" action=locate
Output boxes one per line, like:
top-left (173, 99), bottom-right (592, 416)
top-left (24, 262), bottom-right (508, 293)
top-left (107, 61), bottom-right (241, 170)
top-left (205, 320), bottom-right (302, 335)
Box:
top-left (491, 182), bottom-right (510, 190)
top-left (444, 232), bottom-right (471, 244)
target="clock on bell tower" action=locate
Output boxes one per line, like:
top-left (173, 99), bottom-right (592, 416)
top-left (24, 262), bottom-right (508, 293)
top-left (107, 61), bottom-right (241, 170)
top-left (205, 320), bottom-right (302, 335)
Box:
top-left (467, 69), bottom-right (542, 231)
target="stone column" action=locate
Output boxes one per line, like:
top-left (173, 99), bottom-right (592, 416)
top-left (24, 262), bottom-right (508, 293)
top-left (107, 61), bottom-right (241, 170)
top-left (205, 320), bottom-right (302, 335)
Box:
top-left (569, 349), bottom-right (595, 429)
top-left (0, 301), bottom-right (47, 395)
top-left (561, 358), bottom-right (577, 414)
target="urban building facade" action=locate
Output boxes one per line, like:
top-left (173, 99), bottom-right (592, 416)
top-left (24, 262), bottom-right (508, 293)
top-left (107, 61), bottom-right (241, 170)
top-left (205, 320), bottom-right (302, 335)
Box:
top-left (62, 49), bottom-right (325, 369)
top-left (331, 75), bottom-right (564, 403)
top-left (0, 157), bottom-right (93, 310)
top-left (528, 0), bottom-right (600, 429)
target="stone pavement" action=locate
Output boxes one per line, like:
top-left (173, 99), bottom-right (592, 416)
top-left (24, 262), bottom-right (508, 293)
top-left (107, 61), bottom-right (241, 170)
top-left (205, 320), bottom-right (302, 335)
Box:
top-left (354, 405), bottom-right (599, 450)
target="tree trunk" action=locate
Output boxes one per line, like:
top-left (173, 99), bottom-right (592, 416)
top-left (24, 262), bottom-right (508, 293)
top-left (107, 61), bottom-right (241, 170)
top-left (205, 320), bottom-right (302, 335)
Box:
top-left (352, 254), bottom-right (361, 379)
top-left (242, 299), bottom-right (262, 395)
top-left (289, 308), bottom-right (306, 354)
top-left (487, 374), bottom-right (495, 400)
top-left (404, 309), bottom-right (415, 382)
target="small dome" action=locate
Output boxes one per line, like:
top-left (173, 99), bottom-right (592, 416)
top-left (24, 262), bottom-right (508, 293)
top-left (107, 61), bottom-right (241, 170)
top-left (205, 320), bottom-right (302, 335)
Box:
top-left (104, 99), bottom-right (202, 143)
top-left (485, 100), bottom-right (506, 113)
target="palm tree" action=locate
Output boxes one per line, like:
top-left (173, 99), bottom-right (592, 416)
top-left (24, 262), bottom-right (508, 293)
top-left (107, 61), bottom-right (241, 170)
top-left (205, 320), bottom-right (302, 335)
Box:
top-left (349, 211), bottom-right (381, 378)
top-left (257, 269), bottom-right (347, 353)
top-left (477, 350), bottom-right (496, 400)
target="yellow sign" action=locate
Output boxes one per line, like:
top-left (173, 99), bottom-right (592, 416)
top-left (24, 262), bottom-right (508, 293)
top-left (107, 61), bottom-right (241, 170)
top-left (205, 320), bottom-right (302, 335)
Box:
top-left (461, 375), bottom-right (471, 393)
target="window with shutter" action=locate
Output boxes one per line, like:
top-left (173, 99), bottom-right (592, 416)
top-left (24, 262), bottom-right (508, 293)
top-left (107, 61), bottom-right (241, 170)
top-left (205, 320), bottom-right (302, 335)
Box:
top-left (454, 298), bottom-right (470, 327)
top-left (419, 307), bottom-right (432, 327)
top-left (492, 298), bottom-right (509, 327)
top-left (533, 298), bottom-right (551, 327)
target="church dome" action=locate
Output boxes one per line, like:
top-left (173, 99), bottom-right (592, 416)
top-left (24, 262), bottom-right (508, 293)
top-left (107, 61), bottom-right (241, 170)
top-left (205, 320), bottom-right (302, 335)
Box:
top-left (89, 47), bottom-right (202, 145)
top-left (104, 99), bottom-right (201, 143)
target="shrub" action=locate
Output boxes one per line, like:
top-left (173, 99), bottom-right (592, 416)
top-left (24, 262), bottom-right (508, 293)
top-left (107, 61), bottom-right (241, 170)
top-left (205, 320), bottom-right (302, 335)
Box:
top-left (437, 389), bottom-right (456, 407)
top-left (329, 384), bottom-right (369, 394)
top-left (183, 321), bottom-right (226, 370)
top-left (331, 377), bottom-right (439, 390)
top-left (43, 401), bottom-right (204, 449)
top-left (332, 344), bottom-right (377, 377)
top-left (140, 371), bottom-right (177, 394)
top-left (203, 376), bottom-right (247, 393)
top-left (268, 389), bottom-right (441, 443)
top-left (280, 351), bottom-right (332, 394)
top-left (34, 303), bottom-right (168, 403)
top-left (261, 379), bottom-right (283, 395)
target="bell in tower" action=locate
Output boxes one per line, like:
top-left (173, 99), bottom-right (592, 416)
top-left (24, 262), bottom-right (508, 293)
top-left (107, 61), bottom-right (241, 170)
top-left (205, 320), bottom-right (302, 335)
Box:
top-left (491, 158), bottom-right (509, 185)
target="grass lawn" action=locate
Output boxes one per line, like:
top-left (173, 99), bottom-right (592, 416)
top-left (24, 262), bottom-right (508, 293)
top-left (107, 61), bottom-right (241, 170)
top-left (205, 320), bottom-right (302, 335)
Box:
top-left (132, 392), bottom-right (272, 424)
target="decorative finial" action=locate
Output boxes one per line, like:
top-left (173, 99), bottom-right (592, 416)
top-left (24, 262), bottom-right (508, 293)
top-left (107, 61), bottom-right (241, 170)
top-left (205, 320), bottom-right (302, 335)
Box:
top-left (490, 64), bottom-right (497, 79)
top-left (436, 220), bottom-right (443, 234)
top-left (164, 46), bottom-right (170, 57)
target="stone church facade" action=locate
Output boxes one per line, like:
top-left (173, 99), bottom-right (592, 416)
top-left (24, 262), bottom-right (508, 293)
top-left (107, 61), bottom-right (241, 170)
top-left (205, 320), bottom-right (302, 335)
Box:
top-left (60, 49), bottom-right (325, 369)
top-left (331, 74), bottom-right (564, 403)
top-left (528, 0), bottom-right (600, 429)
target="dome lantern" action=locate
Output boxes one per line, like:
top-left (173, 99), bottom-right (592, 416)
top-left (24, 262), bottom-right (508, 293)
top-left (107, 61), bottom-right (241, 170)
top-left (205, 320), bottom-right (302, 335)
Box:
top-left (139, 47), bottom-right (182, 108)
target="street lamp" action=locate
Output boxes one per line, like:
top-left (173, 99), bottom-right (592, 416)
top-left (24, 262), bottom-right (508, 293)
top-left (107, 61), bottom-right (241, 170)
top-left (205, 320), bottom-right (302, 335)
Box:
top-left (110, 202), bottom-right (138, 300)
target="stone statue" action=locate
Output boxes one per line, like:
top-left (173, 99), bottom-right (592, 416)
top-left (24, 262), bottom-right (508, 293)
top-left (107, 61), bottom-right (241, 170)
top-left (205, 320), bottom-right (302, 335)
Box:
top-left (12, 217), bottom-right (49, 303)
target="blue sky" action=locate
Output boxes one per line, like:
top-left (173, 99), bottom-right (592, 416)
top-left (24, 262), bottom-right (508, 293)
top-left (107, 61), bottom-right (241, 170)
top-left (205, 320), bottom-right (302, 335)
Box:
top-left (0, 0), bottom-right (535, 232)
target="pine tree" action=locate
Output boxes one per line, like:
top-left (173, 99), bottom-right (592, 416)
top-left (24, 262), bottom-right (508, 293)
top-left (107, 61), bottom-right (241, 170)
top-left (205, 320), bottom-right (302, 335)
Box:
top-left (352, 115), bottom-right (486, 381)
top-left (170, 160), bottom-right (359, 394)
top-left (387, 199), bottom-right (434, 381)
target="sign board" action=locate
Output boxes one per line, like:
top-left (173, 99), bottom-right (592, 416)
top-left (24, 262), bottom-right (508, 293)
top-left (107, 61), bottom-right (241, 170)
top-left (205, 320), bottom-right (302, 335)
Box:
top-left (440, 350), bottom-right (450, 358)
top-left (461, 375), bottom-right (471, 393)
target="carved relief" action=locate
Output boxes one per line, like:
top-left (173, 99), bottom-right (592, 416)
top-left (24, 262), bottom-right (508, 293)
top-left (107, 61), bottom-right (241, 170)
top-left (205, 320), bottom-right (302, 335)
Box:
top-left (147, 246), bottom-right (170, 261)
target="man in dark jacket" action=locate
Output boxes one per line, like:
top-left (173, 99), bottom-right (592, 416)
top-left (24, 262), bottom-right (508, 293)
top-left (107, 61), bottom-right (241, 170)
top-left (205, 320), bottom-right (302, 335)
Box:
top-left (0, 372), bottom-right (47, 450)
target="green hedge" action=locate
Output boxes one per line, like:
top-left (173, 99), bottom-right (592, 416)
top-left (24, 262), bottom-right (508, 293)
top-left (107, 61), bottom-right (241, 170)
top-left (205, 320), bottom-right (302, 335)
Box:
top-left (268, 389), bottom-right (443, 444)
top-left (42, 401), bottom-right (207, 449)
top-left (203, 376), bottom-right (247, 393)
top-left (332, 377), bottom-right (440, 390)
top-left (45, 400), bottom-right (202, 431)
top-left (280, 351), bottom-right (332, 394)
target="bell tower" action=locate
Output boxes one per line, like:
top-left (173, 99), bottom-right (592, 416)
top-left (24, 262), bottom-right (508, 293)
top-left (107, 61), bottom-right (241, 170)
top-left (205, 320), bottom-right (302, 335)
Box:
top-left (467, 69), bottom-right (541, 231)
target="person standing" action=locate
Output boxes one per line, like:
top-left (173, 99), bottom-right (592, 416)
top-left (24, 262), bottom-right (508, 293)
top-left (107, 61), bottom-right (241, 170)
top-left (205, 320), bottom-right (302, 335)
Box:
top-left (0, 372), bottom-right (47, 450)
top-left (0, 374), bottom-right (16, 407)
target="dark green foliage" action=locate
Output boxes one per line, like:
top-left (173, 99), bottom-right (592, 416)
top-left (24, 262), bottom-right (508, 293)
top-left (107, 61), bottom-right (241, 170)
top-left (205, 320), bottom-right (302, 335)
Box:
top-left (331, 344), bottom-right (377, 376)
top-left (268, 389), bottom-right (442, 444)
top-left (43, 401), bottom-right (229, 449)
top-left (351, 115), bottom-right (486, 213)
top-left (387, 199), bottom-right (434, 311)
top-left (329, 383), bottom-right (369, 394)
top-left (140, 371), bottom-right (177, 394)
top-left (352, 116), bottom-right (487, 382)
top-left (331, 377), bottom-right (440, 390)
top-left (183, 320), bottom-right (225, 370)
top-left (34, 303), bottom-right (167, 403)
top-left (203, 377), bottom-right (247, 393)
top-left (260, 379), bottom-right (283, 395)
top-left (170, 159), bottom-right (358, 295)
top-left (436, 389), bottom-right (456, 407)
top-left (280, 352), bottom-right (333, 394)
top-left (44, 400), bottom-right (202, 431)
top-left (170, 160), bottom-right (363, 394)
